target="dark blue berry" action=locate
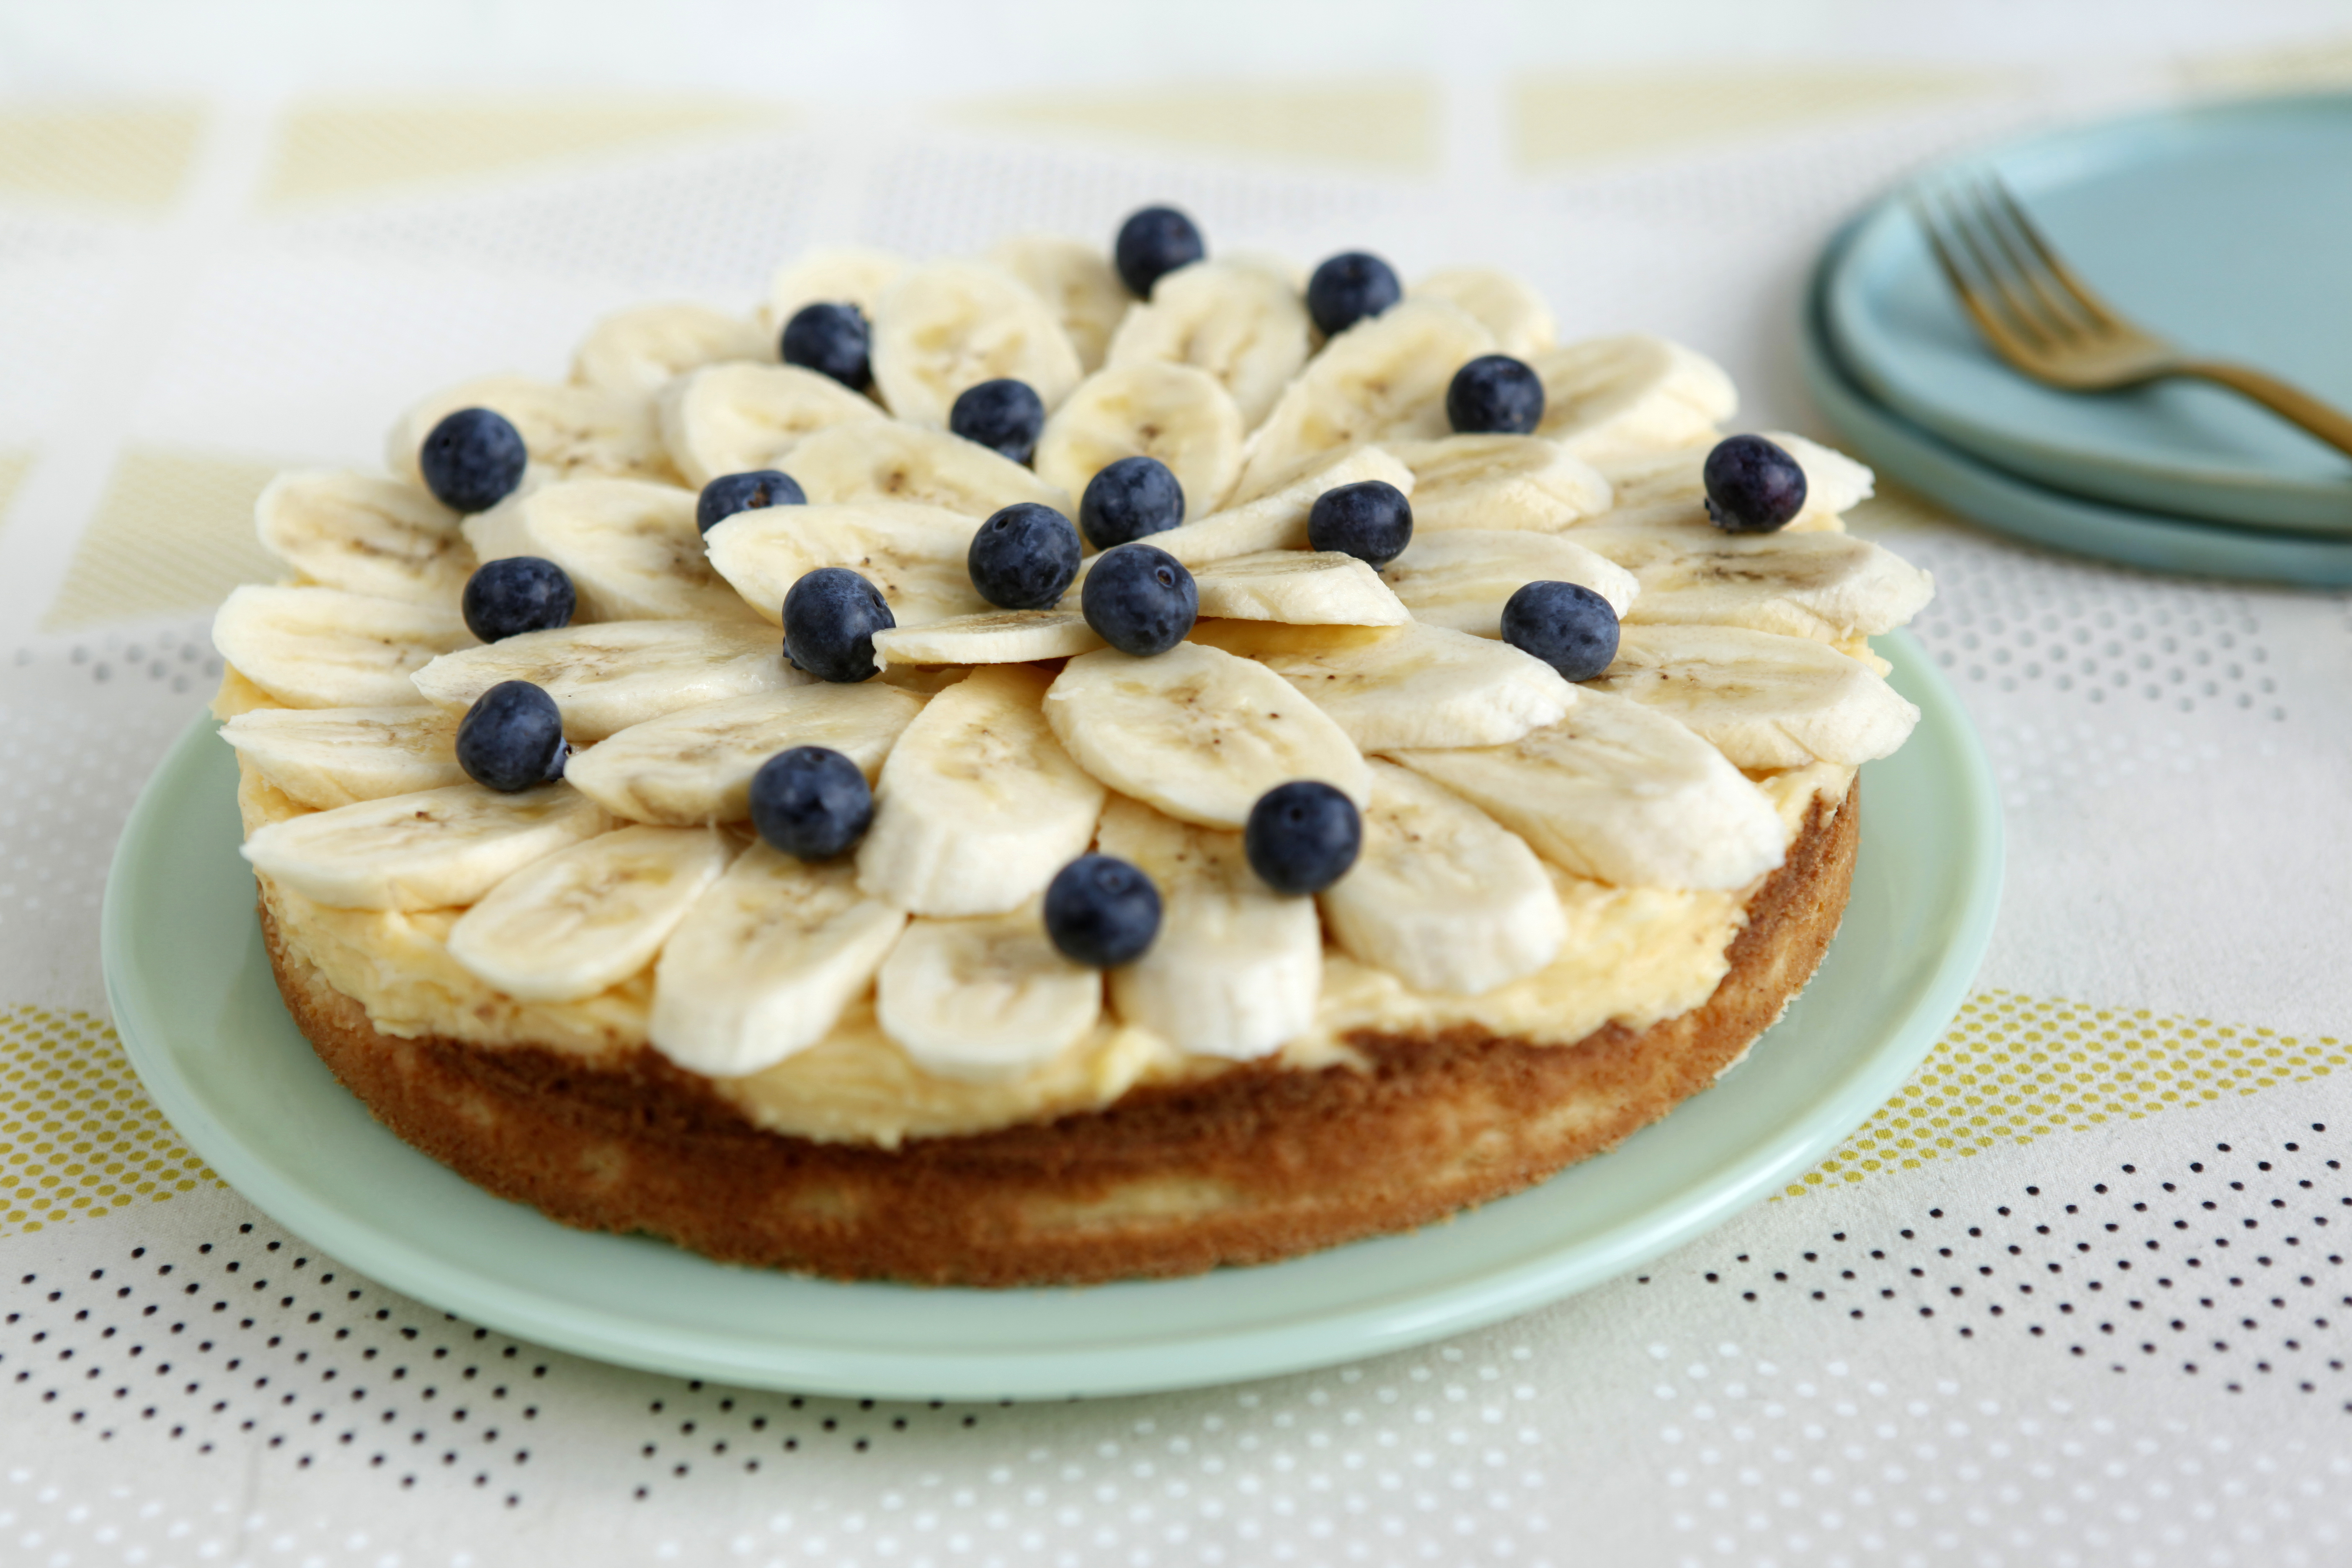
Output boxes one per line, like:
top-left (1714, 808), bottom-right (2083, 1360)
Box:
top-left (1114, 206), bottom-right (1205, 299)
top-left (1446, 354), bottom-right (1546, 435)
top-left (1305, 252), bottom-right (1400, 338)
top-left (1079, 543), bottom-right (1196, 657)
top-left (968, 503), bottom-right (1081, 610)
top-left (748, 745), bottom-right (872, 861)
top-left (781, 302), bottom-right (872, 392)
top-left (1703, 434), bottom-right (1808, 533)
top-left (697, 470), bottom-right (805, 534)
top-left (419, 407), bottom-right (527, 513)
top-left (1078, 455), bottom-right (1185, 550)
top-left (782, 567), bottom-right (894, 683)
top-left (461, 556), bottom-right (575, 642)
top-left (1501, 580), bottom-right (1620, 681)
top-left (1306, 480), bottom-right (1413, 566)
top-left (948, 379), bottom-right (1047, 465)
top-left (1043, 854), bottom-right (1162, 967)
top-left (454, 680), bottom-right (568, 793)
top-left (1244, 781), bottom-right (1362, 896)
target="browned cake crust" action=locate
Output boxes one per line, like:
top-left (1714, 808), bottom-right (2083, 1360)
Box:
top-left (261, 781), bottom-right (1859, 1287)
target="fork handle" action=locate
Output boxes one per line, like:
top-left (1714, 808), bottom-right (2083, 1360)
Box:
top-left (2179, 361), bottom-right (2352, 462)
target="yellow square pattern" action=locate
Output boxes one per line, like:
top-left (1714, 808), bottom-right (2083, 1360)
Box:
top-left (0, 104), bottom-right (204, 211)
top-left (0, 1007), bottom-right (221, 1237)
top-left (42, 446), bottom-right (285, 630)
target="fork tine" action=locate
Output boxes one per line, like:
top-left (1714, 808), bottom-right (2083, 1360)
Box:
top-left (1962, 178), bottom-right (2098, 345)
top-left (1982, 177), bottom-right (2126, 334)
top-left (1931, 184), bottom-right (2065, 347)
top-left (1909, 188), bottom-right (2049, 362)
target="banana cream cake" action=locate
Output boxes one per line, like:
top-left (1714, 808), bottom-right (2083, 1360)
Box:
top-left (211, 207), bottom-right (1934, 1286)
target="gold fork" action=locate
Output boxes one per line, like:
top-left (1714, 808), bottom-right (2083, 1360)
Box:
top-left (1911, 178), bottom-right (2352, 460)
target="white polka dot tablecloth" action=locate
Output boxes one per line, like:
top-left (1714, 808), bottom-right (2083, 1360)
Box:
top-left (1, 12), bottom-right (2349, 1563)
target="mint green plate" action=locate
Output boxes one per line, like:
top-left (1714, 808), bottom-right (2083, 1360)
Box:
top-left (103, 636), bottom-right (1998, 1402)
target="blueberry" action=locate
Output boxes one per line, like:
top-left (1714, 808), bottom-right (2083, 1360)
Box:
top-left (1244, 781), bottom-right (1362, 896)
top-left (1702, 434), bottom-right (1808, 534)
top-left (948, 379), bottom-right (1046, 465)
top-left (1306, 479), bottom-right (1413, 566)
top-left (1079, 543), bottom-right (1197, 657)
top-left (1114, 206), bottom-right (1206, 299)
top-left (454, 680), bottom-right (568, 793)
top-left (1501, 580), bottom-right (1620, 681)
top-left (418, 407), bottom-right (527, 514)
top-left (697, 469), bottom-right (805, 534)
top-left (968, 503), bottom-right (1081, 610)
top-left (1446, 354), bottom-right (1546, 435)
top-left (1305, 252), bottom-right (1400, 338)
top-left (1078, 455), bottom-right (1185, 550)
top-left (780, 302), bottom-right (872, 392)
top-left (1043, 854), bottom-right (1163, 967)
top-left (782, 567), bottom-right (894, 683)
top-left (461, 556), bottom-right (575, 642)
top-left (748, 745), bottom-right (872, 861)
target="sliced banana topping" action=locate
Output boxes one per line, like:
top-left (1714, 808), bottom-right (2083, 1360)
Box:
top-left (784, 419), bottom-right (1071, 516)
top-left (1573, 522), bottom-right (1931, 642)
top-left (1382, 434), bottom-right (1612, 532)
top-left (1189, 550), bottom-right (1410, 627)
top-left (221, 706), bottom-right (465, 810)
top-left (1411, 268), bottom-right (1558, 358)
top-left (1320, 760), bottom-right (1568, 996)
top-left (704, 500), bottom-right (985, 628)
top-left (1591, 624), bottom-right (1920, 770)
top-left (564, 683), bottom-right (926, 825)
top-left (764, 246), bottom-right (908, 334)
top-left (1246, 620), bottom-right (1573, 751)
top-left (857, 664), bottom-right (1106, 917)
top-left (446, 824), bottom-right (734, 1003)
top-left (214, 585), bottom-right (474, 710)
top-left (876, 903), bottom-right (1104, 1083)
top-left (1034, 361), bottom-right (1244, 523)
top-left (570, 302), bottom-right (771, 401)
top-left (387, 374), bottom-right (675, 488)
top-left (1379, 529), bottom-right (1638, 639)
top-left (871, 608), bottom-right (1102, 668)
top-left (1044, 642), bottom-right (1369, 829)
top-left (255, 470), bottom-right (470, 605)
top-left (650, 846), bottom-right (908, 1077)
top-left (1105, 259), bottom-right (1313, 430)
top-left (1135, 444), bottom-right (1415, 570)
top-left (411, 619), bottom-right (799, 742)
top-left (241, 782), bottom-right (613, 911)
top-left (462, 476), bottom-right (755, 624)
top-left (1096, 797), bottom-right (1320, 1061)
top-left (987, 234), bottom-right (1131, 373)
top-left (869, 260), bottom-right (1083, 427)
top-left (1531, 334), bottom-right (1736, 465)
top-left (1389, 689), bottom-right (1785, 891)
top-left (1583, 431), bottom-right (1874, 531)
top-left (657, 362), bottom-right (887, 490)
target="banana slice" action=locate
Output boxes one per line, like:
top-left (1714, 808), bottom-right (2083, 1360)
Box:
top-left (1381, 434), bottom-right (1612, 532)
top-left (764, 246), bottom-right (908, 334)
top-left (241, 783), bottom-right (613, 911)
top-left (1320, 761), bottom-right (1567, 995)
top-left (704, 500), bottom-right (985, 628)
top-left (1584, 431), bottom-right (1875, 531)
top-left (650, 845), bottom-right (908, 1077)
top-left (872, 608), bottom-right (1103, 668)
top-left (1571, 522), bottom-right (1931, 642)
top-left (1043, 643), bottom-right (1369, 830)
top-left (255, 470), bottom-right (470, 604)
top-left (1590, 624), bottom-right (1920, 770)
top-left (1388, 689), bottom-right (1785, 891)
top-left (987, 234), bottom-right (1131, 373)
top-left (856, 664), bottom-right (1106, 917)
top-left (1411, 268), bottom-right (1557, 357)
top-left (220, 706), bottom-right (465, 810)
top-left (1379, 529), bottom-right (1637, 638)
top-left (214, 585), bottom-right (474, 710)
top-left (875, 903), bottom-right (1103, 1082)
top-left (1244, 620), bottom-right (1573, 751)
top-left (388, 374), bottom-right (676, 489)
top-left (564, 682), bottom-right (926, 825)
top-left (1130, 444), bottom-right (1416, 570)
top-left (869, 260), bottom-right (1084, 427)
top-left (1230, 297), bottom-right (1494, 502)
top-left (570, 302), bottom-right (771, 401)
top-left (1189, 550), bottom-right (1410, 626)
top-left (1034, 361), bottom-right (1244, 523)
top-left (657, 362), bottom-right (887, 490)
top-left (1531, 334), bottom-right (1736, 464)
top-left (446, 825), bottom-right (734, 1002)
top-left (784, 420), bottom-right (1071, 516)
top-left (1104, 260), bottom-right (1313, 430)
top-left (412, 619), bottom-right (799, 742)
top-left (462, 476), bottom-right (755, 624)
top-left (1096, 796), bottom-right (1320, 1061)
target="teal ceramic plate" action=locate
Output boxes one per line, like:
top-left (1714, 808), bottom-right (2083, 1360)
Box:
top-left (104, 642), bottom-right (1997, 1402)
top-left (1828, 94), bottom-right (2352, 534)
top-left (1806, 219), bottom-right (2352, 585)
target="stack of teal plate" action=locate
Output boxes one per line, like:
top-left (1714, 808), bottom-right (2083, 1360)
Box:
top-left (1803, 93), bottom-right (2352, 585)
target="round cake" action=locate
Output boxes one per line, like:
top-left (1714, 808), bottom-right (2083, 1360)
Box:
top-left (210, 211), bottom-right (1934, 1286)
